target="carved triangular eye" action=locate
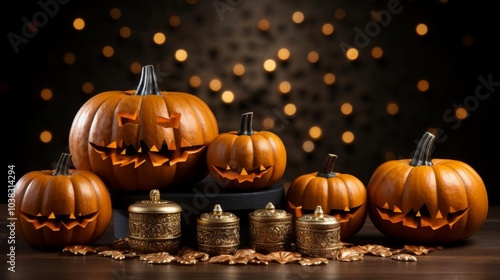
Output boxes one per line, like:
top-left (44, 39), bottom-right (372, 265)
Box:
top-left (157, 112), bottom-right (181, 128)
top-left (118, 111), bottom-right (140, 126)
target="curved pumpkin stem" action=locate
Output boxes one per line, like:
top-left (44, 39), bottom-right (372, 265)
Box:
top-left (53, 153), bottom-right (72, 176)
top-left (238, 112), bottom-right (255, 135)
top-left (136, 65), bottom-right (161, 96)
top-left (409, 131), bottom-right (435, 166)
top-left (317, 153), bottom-right (337, 178)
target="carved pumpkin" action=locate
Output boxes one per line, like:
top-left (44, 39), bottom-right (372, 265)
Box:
top-left (69, 65), bottom-right (219, 191)
top-left (285, 153), bottom-right (367, 241)
top-left (14, 153), bottom-right (112, 248)
top-left (206, 112), bottom-right (287, 190)
top-left (367, 131), bottom-right (489, 244)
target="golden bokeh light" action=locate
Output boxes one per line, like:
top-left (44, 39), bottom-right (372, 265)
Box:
top-left (73, 18), bottom-right (85, 30)
top-left (386, 102), bottom-right (399, 115)
top-left (346, 48), bottom-right (359, 61)
top-left (284, 103), bottom-right (297, 116)
top-left (233, 63), bottom-right (245, 76)
top-left (130, 62), bottom-right (142, 74)
top-left (371, 46), bottom-right (383, 59)
top-left (153, 32), bottom-right (166, 45)
top-left (110, 8), bottom-right (121, 20)
top-left (309, 126), bottom-right (322, 139)
top-left (263, 59), bottom-right (277, 72)
top-left (209, 78), bottom-right (222, 91)
top-left (302, 140), bottom-right (315, 153)
top-left (82, 82), bottom-right (94, 94)
top-left (120, 26), bottom-right (131, 38)
top-left (417, 79), bottom-right (430, 92)
top-left (221, 90), bottom-right (235, 104)
top-left (63, 53), bottom-right (76, 65)
top-left (40, 88), bottom-right (53, 101)
top-left (277, 48), bottom-right (290, 61)
top-left (324, 73), bottom-right (336, 85)
top-left (189, 75), bottom-right (202, 88)
top-left (322, 23), bottom-right (334, 35)
top-left (258, 18), bottom-right (270, 31)
top-left (40, 130), bottom-right (53, 143)
top-left (342, 131), bottom-right (355, 144)
top-left (102, 46), bottom-right (114, 58)
top-left (292, 11), bottom-right (304, 24)
top-left (455, 107), bottom-right (468, 119)
top-left (340, 103), bottom-right (353, 115)
top-left (279, 81), bottom-right (291, 94)
top-left (262, 117), bottom-right (275, 130)
top-left (175, 49), bottom-right (188, 62)
top-left (169, 15), bottom-right (181, 27)
top-left (307, 51), bottom-right (319, 63)
top-left (416, 23), bottom-right (428, 36)
top-left (334, 8), bottom-right (346, 20)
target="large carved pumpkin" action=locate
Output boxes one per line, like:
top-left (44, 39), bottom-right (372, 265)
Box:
top-left (367, 131), bottom-right (488, 244)
top-left (14, 153), bottom-right (112, 248)
top-left (69, 65), bottom-right (219, 191)
top-left (285, 153), bottom-right (367, 241)
top-left (206, 112), bottom-right (287, 190)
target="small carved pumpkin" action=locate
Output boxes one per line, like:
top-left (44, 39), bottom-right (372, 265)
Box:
top-left (285, 153), bottom-right (367, 241)
top-left (69, 65), bottom-right (219, 191)
top-left (367, 131), bottom-right (489, 244)
top-left (14, 153), bottom-right (112, 248)
top-left (206, 112), bottom-right (287, 190)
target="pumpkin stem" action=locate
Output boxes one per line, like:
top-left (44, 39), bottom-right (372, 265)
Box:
top-left (238, 112), bottom-right (255, 135)
top-left (136, 65), bottom-right (161, 96)
top-left (317, 153), bottom-right (337, 178)
top-left (53, 153), bottom-right (72, 176)
top-left (409, 131), bottom-right (435, 166)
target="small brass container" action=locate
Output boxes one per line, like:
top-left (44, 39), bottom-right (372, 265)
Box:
top-left (249, 202), bottom-right (292, 253)
top-left (295, 205), bottom-right (342, 258)
top-left (197, 204), bottom-right (239, 255)
top-left (127, 189), bottom-right (182, 254)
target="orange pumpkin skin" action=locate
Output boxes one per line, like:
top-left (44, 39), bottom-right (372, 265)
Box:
top-left (285, 154), bottom-right (367, 241)
top-left (367, 132), bottom-right (489, 244)
top-left (206, 112), bottom-right (286, 190)
top-left (69, 65), bottom-right (219, 191)
top-left (14, 153), bottom-right (112, 248)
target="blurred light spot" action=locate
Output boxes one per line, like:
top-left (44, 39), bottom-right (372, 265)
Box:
top-left (462, 34), bottom-right (474, 46)
top-left (279, 81), bottom-right (291, 94)
top-left (302, 140), bottom-right (315, 152)
top-left (110, 8), bottom-right (121, 20)
top-left (284, 103), bottom-right (297, 116)
top-left (221, 90), bottom-right (235, 104)
top-left (342, 131), bottom-right (355, 144)
top-left (417, 80), bottom-right (430, 92)
top-left (175, 49), bottom-right (188, 62)
top-left (263, 59), bottom-right (277, 72)
top-left (153, 32), bottom-right (166, 45)
top-left (64, 53), bottom-right (76, 64)
top-left (130, 62), bottom-right (142, 74)
top-left (258, 18), bottom-right (270, 31)
top-left (189, 75), bottom-right (202, 88)
top-left (371, 46), bottom-right (383, 59)
top-left (324, 73), bottom-right (336, 85)
top-left (416, 23), bottom-right (428, 36)
top-left (40, 131), bottom-right (52, 143)
top-left (209, 79), bottom-right (222, 91)
top-left (277, 48), bottom-right (290, 61)
top-left (386, 102), bottom-right (399, 115)
top-left (292, 11), bottom-right (304, 24)
top-left (371, 11), bottom-right (382, 22)
top-left (307, 51), bottom-right (319, 63)
top-left (262, 117), bottom-right (275, 130)
top-left (40, 88), bottom-right (53, 101)
top-left (455, 107), bottom-right (468, 119)
top-left (233, 63), bottom-right (245, 76)
top-left (82, 82), bottom-right (94, 94)
top-left (334, 8), bottom-right (346, 20)
top-left (169, 15), bottom-right (181, 27)
top-left (340, 103), bottom-right (353, 115)
top-left (309, 126), bottom-right (322, 139)
top-left (73, 18), bottom-right (85, 30)
top-left (346, 48), bottom-right (359, 60)
top-left (102, 46), bottom-right (114, 58)
top-left (322, 23), bottom-right (334, 35)
top-left (120, 26), bottom-right (131, 38)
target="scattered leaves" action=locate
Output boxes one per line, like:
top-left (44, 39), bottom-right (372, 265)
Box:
top-left (62, 245), bottom-right (97, 255)
top-left (335, 248), bottom-right (364, 262)
top-left (140, 252), bottom-right (178, 264)
top-left (209, 249), bottom-right (258, 265)
top-left (391, 253), bottom-right (418, 262)
top-left (98, 250), bottom-right (138, 260)
top-left (298, 257), bottom-right (329, 266)
top-left (176, 247), bottom-right (210, 264)
top-left (254, 251), bottom-right (302, 264)
top-left (403, 245), bottom-right (444, 255)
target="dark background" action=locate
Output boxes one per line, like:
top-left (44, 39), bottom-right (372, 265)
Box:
top-left (3, 0), bottom-right (499, 205)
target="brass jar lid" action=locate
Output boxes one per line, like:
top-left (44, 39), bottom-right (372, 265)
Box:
top-left (249, 202), bottom-right (291, 220)
top-left (198, 204), bottom-right (239, 223)
top-left (296, 205), bottom-right (340, 226)
top-left (128, 189), bottom-right (182, 214)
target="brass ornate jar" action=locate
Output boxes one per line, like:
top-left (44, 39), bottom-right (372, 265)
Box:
top-left (197, 204), bottom-right (239, 255)
top-left (127, 189), bottom-right (182, 254)
top-left (295, 205), bottom-right (342, 258)
top-left (249, 202), bottom-right (292, 253)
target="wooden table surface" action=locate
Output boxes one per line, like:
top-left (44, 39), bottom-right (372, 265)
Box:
top-left (2, 204), bottom-right (499, 280)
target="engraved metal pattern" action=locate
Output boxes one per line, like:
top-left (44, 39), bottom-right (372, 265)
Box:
top-left (128, 237), bottom-right (181, 254)
top-left (128, 212), bottom-right (181, 239)
top-left (197, 221), bottom-right (239, 255)
top-left (295, 224), bottom-right (342, 258)
top-left (249, 218), bottom-right (292, 253)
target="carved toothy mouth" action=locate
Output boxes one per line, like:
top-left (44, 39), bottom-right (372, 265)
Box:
top-left (302, 205), bottom-right (364, 223)
top-left (20, 211), bottom-right (99, 231)
top-left (212, 164), bottom-right (272, 183)
top-left (375, 203), bottom-right (469, 230)
top-left (90, 139), bottom-right (205, 168)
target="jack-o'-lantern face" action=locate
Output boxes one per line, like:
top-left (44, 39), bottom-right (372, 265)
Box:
top-left (211, 163), bottom-right (272, 183)
top-left (69, 65), bottom-right (219, 192)
top-left (20, 211), bottom-right (99, 231)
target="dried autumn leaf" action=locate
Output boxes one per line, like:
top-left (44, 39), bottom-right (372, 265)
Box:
top-left (177, 247), bottom-right (209, 264)
top-left (99, 250), bottom-right (137, 260)
top-left (209, 255), bottom-right (237, 264)
top-left (254, 251), bottom-right (302, 264)
top-left (355, 244), bottom-right (397, 257)
top-left (298, 257), bottom-right (329, 266)
top-left (391, 253), bottom-right (417, 262)
top-left (62, 245), bottom-right (97, 255)
top-left (113, 238), bottom-right (131, 250)
top-left (403, 245), bottom-right (444, 255)
top-left (140, 252), bottom-right (178, 264)
top-left (335, 248), bottom-right (364, 262)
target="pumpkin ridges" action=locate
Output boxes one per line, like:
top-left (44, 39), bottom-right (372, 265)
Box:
top-left (402, 166), bottom-right (437, 215)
